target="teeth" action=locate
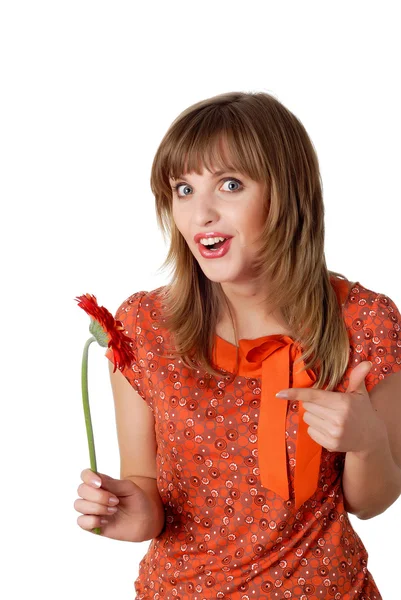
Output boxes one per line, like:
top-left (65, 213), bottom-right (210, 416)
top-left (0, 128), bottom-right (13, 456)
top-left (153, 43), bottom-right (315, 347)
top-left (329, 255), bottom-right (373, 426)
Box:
top-left (200, 236), bottom-right (226, 246)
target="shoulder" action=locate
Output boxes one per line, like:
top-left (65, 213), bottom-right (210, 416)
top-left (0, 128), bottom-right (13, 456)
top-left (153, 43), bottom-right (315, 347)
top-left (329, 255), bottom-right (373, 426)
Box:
top-left (113, 286), bottom-right (170, 345)
top-left (342, 280), bottom-right (401, 390)
top-left (114, 286), bottom-right (166, 320)
top-left (342, 280), bottom-right (401, 327)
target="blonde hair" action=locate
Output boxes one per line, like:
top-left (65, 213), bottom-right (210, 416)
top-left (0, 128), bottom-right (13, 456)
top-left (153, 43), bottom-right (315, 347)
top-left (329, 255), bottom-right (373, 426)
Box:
top-left (150, 91), bottom-right (350, 391)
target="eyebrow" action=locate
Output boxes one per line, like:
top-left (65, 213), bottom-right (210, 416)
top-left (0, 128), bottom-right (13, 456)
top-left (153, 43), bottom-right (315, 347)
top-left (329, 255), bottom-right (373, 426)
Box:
top-left (170, 168), bottom-right (239, 180)
top-left (210, 168), bottom-right (238, 176)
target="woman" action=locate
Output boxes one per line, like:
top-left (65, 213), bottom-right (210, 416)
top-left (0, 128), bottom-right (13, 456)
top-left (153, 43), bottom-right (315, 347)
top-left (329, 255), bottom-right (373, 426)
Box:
top-left (75, 91), bottom-right (401, 599)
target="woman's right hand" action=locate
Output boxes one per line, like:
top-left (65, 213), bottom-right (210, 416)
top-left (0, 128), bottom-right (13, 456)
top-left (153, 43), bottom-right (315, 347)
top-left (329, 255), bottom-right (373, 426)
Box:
top-left (74, 468), bottom-right (158, 542)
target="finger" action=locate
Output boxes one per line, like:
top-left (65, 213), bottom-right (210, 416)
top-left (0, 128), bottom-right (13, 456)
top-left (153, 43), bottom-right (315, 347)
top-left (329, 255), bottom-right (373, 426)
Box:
top-left (80, 468), bottom-right (102, 488)
top-left (302, 405), bottom-right (343, 436)
top-left (302, 410), bottom-right (327, 436)
top-left (306, 426), bottom-right (335, 452)
top-left (80, 468), bottom-right (134, 497)
top-left (77, 513), bottom-right (110, 532)
top-left (91, 472), bottom-right (136, 498)
top-left (76, 482), bottom-right (119, 507)
top-left (301, 401), bottom-right (338, 418)
top-left (74, 498), bottom-right (118, 517)
top-left (277, 388), bottom-right (338, 405)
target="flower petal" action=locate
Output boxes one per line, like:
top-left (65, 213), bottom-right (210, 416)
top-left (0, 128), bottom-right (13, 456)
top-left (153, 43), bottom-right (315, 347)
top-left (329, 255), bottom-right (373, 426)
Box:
top-left (75, 293), bottom-right (137, 370)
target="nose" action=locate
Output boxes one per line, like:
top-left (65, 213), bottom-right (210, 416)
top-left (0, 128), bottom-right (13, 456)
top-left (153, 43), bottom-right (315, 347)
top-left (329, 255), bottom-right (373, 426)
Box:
top-left (191, 191), bottom-right (221, 228)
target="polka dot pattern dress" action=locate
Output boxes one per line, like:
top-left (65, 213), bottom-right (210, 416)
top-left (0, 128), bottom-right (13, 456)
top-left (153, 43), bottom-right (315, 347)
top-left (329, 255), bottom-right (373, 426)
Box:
top-left (105, 278), bottom-right (401, 600)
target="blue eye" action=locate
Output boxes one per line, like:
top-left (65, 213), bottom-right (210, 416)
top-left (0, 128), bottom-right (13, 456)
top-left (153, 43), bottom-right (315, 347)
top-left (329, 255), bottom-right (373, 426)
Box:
top-left (171, 183), bottom-right (191, 196)
top-left (171, 177), bottom-right (243, 197)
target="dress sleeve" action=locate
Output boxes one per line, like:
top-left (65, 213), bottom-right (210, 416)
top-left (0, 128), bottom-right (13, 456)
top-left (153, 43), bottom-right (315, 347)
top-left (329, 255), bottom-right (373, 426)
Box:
top-left (357, 290), bottom-right (401, 394)
top-left (105, 290), bottom-right (153, 409)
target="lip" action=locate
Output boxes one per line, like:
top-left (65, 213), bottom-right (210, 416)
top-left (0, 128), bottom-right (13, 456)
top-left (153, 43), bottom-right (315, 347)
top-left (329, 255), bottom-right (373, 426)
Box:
top-left (197, 237), bottom-right (233, 259)
top-left (194, 232), bottom-right (233, 243)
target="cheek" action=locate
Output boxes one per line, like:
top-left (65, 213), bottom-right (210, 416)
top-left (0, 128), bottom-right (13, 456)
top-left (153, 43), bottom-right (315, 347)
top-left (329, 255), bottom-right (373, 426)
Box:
top-left (236, 210), bottom-right (266, 249)
top-left (171, 203), bottom-right (183, 229)
top-left (171, 200), bottom-right (178, 223)
top-left (243, 205), bottom-right (266, 234)
top-left (171, 205), bottom-right (189, 240)
top-left (234, 209), bottom-right (258, 236)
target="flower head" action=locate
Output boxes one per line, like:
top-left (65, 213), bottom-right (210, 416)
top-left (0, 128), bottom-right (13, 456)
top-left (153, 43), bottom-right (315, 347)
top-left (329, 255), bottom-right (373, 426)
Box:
top-left (75, 293), bottom-right (136, 373)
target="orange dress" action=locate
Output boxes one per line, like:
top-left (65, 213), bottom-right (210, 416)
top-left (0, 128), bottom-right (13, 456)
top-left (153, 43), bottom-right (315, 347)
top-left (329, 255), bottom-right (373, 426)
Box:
top-left (105, 277), bottom-right (401, 600)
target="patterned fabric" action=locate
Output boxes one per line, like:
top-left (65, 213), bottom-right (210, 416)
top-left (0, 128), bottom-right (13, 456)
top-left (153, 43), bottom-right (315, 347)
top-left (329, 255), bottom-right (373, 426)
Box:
top-left (105, 278), bottom-right (401, 600)
top-left (214, 334), bottom-right (320, 513)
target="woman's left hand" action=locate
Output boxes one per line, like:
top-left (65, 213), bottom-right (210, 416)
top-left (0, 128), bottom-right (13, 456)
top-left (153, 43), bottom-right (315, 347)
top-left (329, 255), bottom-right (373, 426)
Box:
top-left (276, 361), bottom-right (386, 454)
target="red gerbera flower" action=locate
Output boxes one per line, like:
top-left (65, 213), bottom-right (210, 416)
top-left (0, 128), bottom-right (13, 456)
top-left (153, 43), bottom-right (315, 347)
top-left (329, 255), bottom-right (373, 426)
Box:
top-left (75, 292), bottom-right (137, 535)
top-left (75, 293), bottom-right (137, 373)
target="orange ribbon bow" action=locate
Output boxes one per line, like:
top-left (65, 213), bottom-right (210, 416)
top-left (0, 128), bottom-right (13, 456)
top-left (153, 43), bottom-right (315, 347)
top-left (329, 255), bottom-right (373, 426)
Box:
top-left (214, 333), bottom-right (320, 510)
top-left (244, 336), bottom-right (320, 510)
top-left (213, 277), bottom-right (350, 510)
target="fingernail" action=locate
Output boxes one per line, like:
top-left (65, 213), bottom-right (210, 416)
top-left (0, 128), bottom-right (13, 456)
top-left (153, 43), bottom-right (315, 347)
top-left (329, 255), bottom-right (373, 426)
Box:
top-left (92, 478), bottom-right (101, 488)
top-left (276, 391), bottom-right (289, 398)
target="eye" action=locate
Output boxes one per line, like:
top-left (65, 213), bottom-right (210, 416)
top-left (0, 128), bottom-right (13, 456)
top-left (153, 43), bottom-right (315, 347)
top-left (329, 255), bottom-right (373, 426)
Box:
top-left (222, 179), bottom-right (242, 192)
top-left (171, 178), bottom-right (243, 198)
top-left (171, 183), bottom-right (191, 197)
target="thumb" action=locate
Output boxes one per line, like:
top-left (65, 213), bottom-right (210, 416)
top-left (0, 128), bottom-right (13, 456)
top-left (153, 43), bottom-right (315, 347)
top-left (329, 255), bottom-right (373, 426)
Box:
top-left (93, 471), bottom-right (137, 496)
top-left (347, 361), bottom-right (372, 395)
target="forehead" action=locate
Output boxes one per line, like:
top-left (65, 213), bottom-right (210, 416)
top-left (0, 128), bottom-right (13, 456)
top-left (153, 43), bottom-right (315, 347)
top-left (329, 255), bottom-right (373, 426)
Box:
top-left (168, 135), bottom-right (242, 180)
top-left (168, 165), bottom-right (241, 181)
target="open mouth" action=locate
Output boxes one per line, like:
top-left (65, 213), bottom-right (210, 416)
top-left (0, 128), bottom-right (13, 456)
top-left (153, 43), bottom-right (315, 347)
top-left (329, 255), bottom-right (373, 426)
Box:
top-left (205, 239), bottom-right (227, 251)
top-left (197, 236), bottom-right (233, 258)
top-left (200, 237), bottom-right (229, 251)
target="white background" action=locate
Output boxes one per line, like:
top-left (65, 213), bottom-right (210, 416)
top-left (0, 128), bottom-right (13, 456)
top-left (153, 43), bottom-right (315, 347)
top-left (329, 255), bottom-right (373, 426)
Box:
top-left (1, 1), bottom-right (400, 598)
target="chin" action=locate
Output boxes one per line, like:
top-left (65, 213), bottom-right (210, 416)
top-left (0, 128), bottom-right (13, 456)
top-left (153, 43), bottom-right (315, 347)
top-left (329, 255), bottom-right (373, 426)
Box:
top-left (198, 266), bottom-right (239, 284)
top-left (194, 255), bottom-right (246, 283)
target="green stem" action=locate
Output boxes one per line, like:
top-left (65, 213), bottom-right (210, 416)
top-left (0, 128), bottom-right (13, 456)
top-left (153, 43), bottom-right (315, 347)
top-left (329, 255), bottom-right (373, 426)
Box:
top-left (82, 335), bottom-right (101, 535)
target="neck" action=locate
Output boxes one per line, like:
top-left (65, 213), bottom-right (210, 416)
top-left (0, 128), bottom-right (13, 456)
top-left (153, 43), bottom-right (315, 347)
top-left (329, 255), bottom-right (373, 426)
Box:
top-left (217, 282), bottom-right (290, 341)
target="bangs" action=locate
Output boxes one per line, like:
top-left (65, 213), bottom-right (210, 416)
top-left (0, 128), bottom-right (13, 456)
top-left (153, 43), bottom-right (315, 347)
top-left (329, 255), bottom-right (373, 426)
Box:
top-left (165, 109), bottom-right (265, 183)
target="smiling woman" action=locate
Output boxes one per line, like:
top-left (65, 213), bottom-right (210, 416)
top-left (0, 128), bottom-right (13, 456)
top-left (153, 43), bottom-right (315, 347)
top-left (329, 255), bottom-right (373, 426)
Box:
top-left (101, 91), bottom-right (400, 599)
top-left (151, 92), bottom-right (349, 391)
top-left (169, 164), bottom-right (269, 283)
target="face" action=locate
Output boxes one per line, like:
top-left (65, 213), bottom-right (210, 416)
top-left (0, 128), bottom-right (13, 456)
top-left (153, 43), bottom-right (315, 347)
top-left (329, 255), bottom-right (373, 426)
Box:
top-left (169, 165), bottom-right (268, 285)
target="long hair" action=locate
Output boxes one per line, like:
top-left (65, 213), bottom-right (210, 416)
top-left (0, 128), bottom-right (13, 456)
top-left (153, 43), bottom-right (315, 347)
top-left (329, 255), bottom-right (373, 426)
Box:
top-left (149, 91), bottom-right (350, 391)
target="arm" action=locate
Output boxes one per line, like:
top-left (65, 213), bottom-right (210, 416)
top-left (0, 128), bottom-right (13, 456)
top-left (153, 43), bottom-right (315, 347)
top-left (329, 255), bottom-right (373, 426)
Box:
top-left (123, 475), bottom-right (166, 540)
top-left (343, 370), bottom-right (401, 520)
top-left (108, 361), bottom-right (166, 541)
top-left (342, 421), bottom-right (401, 519)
